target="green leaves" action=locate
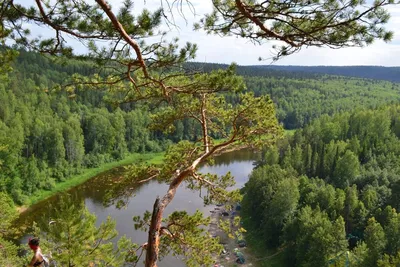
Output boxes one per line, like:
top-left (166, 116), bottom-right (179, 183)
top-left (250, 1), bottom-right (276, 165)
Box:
top-left (102, 63), bottom-right (281, 265)
top-left (333, 150), bottom-right (360, 188)
top-left (159, 210), bottom-right (223, 267)
top-left (284, 206), bottom-right (348, 266)
top-left (0, 48), bottom-right (18, 76)
top-left (242, 165), bottom-right (299, 247)
top-left (364, 217), bottom-right (387, 264)
top-left (32, 194), bottom-right (137, 267)
top-left (0, 236), bottom-right (22, 267)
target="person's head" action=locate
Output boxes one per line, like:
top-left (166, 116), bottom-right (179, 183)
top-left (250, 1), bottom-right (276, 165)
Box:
top-left (28, 237), bottom-right (40, 250)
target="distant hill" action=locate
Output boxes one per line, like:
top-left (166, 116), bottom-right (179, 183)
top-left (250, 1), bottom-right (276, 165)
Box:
top-left (184, 62), bottom-right (400, 129)
top-left (186, 62), bottom-right (400, 82)
top-left (185, 62), bottom-right (321, 79)
top-left (250, 65), bottom-right (400, 83)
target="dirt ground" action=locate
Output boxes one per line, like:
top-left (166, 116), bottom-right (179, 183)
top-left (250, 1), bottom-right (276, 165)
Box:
top-left (208, 205), bottom-right (254, 267)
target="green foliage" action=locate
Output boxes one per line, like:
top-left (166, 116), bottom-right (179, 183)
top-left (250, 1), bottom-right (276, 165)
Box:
top-left (0, 192), bottom-right (22, 266)
top-left (378, 251), bottom-right (400, 267)
top-left (244, 75), bottom-right (400, 129)
top-left (333, 150), bottom-right (360, 188)
top-left (243, 105), bottom-right (400, 266)
top-left (32, 194), bottom-right (136, 267)
top-left (381, 207), bottom-right (400, 256)
top-left (0, 192), bottom-right (17, 234)
top-left (286, 207), bottom-right (348, 267)
top-left (159, 210), bottom-right (223, 267)
top-left (0, 237), bottom-right (22, 267)
top-left (242, 165), bottom-right (299, 247)
top-left (0, 51), bottom-right (165, 204)
top-left (364, 217), bottom-right (387, 265)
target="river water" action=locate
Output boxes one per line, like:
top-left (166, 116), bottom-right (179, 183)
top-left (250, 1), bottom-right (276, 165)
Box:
top-left (15, 149), bottom-right (258, 266)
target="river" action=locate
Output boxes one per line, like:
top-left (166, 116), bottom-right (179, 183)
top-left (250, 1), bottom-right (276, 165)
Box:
top-left (15, 149), bottom-right (258, 266)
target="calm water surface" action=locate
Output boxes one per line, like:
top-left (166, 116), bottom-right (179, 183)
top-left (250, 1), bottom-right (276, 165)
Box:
top-left (15, 149), bottom-right (258, 266)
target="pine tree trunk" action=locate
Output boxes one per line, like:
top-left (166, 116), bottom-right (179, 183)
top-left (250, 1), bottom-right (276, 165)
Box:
top-left (144, 169), bottom-right (193, 266)
top-left (145, 197), bottom-right (163, 267)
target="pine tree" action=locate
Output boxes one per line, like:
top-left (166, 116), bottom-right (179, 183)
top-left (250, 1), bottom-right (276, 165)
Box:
top-left (32, 194), bottom-right (136, 267)
top-left (364, 217), bottom-right (387, 266)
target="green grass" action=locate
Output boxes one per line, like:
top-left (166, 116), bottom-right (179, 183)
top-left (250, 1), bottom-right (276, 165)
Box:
top-left (25, 152), bottom-right (164, 207)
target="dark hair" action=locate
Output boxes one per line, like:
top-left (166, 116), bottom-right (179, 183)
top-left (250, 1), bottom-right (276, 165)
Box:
top-left (28, 238), bottom-right (40, 246)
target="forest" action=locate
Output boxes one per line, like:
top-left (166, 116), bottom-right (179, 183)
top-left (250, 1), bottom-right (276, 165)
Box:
top-left (258, 65), bottom-right (400, 83)
top-left (186, 62), bottom-right (400, 128)
top-left (242, 106), bottom-right (400, 266)
top-left (1, 0), bottom-right (399, 266)
top-left (2, 50), bottom-right (400, 267)
top-left (2, 50), bottom-right (400, 206)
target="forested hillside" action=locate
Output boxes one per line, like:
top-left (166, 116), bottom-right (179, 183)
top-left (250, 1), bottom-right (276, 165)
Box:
top-left (190, 62), bottom-right (400, 128)
top-left (242, 106), bottom-right (400, 266)
top-left (2, 50), bottom-right (400, 205)
top-left (246, 76), bottom-right (400, 129)
top-left (255, 65), bottom-right (400, 83)
top-left (0, 50), bottom-right (165, 204)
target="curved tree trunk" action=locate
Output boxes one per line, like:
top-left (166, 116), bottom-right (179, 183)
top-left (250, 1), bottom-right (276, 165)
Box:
top-left (145, 197), bottom-right (163, 267)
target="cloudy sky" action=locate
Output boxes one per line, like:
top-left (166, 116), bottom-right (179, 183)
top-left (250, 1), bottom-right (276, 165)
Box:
top-left (125, 0), bottom-right (400, 66)
top-left (21, 0), bottom-right (400, 66)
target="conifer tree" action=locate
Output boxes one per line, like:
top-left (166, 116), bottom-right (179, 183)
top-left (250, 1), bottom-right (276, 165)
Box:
top-left (32, 194), bottom-right (136, 267)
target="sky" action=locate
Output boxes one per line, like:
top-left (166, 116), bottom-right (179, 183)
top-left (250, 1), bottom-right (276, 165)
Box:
top-left (20, 0), bottom-right (400, 66)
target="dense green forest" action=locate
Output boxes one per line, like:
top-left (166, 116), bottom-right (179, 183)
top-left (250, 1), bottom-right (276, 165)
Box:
top-left (245, 76), bottom-right (400, 129)
top-left (242, 106), bottom-right (400, 266)
top-left (2, 50), bottom-right (400, 205)
top-left (0, 50), bottom-right (166, 204)
top-left (189, 62), bottom-right (400, 128)
top-left (257, 65), bottom-right (400, 83)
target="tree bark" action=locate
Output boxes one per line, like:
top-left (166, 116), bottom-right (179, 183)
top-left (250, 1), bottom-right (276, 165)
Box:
top-left (145, 197), bottom-right (163, 267)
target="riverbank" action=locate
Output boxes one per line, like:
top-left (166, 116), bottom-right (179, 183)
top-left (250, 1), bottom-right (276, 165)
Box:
top-left (17, 152), bottom-right (164, 212)
top-left (209, 205), bottom-right (255, 267)
top-left (14, 148), bottom-right (259, 267)
top-left (18, 142), bottom-right (255, 212)
top-left (209, 208), bottom-right (287, 267)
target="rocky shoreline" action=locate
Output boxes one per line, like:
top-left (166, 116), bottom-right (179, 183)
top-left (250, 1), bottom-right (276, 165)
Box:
top-left (208, 205), bottom-right (253, 267)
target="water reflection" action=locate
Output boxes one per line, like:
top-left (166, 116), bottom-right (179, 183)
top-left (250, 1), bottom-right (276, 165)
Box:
top-left (15, 149), bottom-right (258, 266)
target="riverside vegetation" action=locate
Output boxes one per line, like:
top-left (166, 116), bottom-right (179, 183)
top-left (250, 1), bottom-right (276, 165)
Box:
top-left (242, 106), bottom-right (400, 266)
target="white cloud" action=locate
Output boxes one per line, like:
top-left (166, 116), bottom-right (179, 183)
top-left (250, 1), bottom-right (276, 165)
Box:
top-left (143, 0), bottom-right (400, 66)
top-left (15, 0), bottom-right (400, 66)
